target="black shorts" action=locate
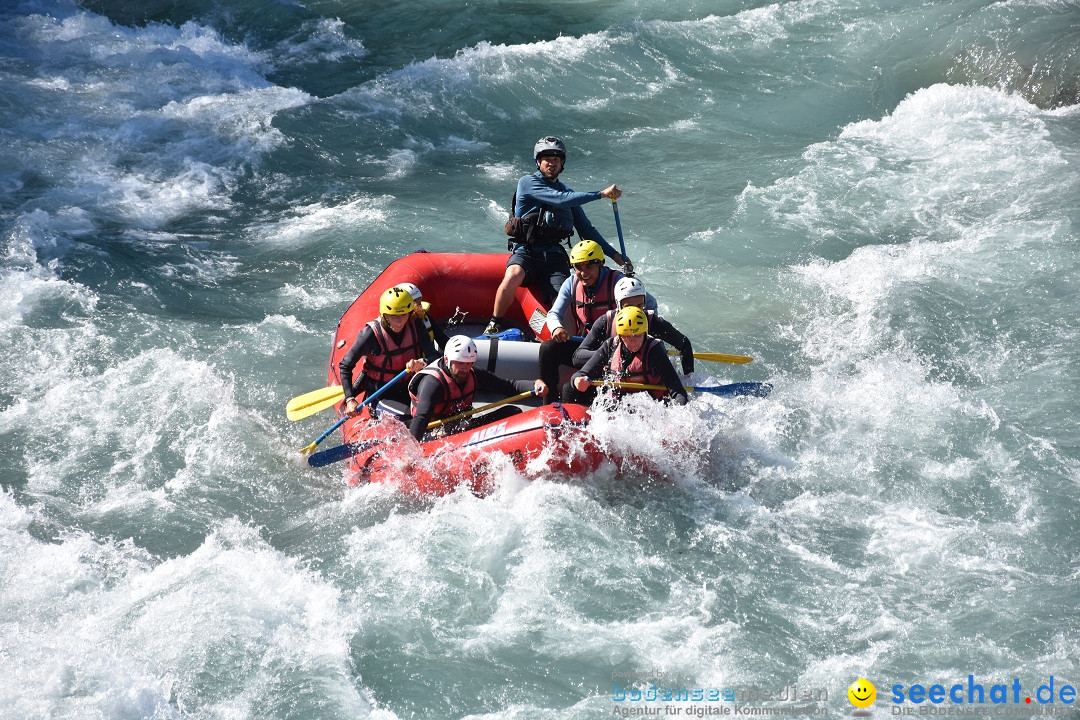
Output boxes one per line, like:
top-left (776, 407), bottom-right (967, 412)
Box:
top-left (506, 244), bottom-right (570, 305)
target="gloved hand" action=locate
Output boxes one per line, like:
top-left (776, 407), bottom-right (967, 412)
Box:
top-left (623, 259), bottom-right (634, 276)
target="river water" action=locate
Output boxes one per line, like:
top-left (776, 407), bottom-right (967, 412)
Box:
top-left (2, 0), bottom-right (1079, 718)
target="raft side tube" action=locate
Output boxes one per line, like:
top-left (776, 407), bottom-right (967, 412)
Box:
top-left (473, 338), bottom-right (541, 381)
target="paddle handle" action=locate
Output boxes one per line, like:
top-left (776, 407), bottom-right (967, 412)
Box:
top-left (426, 390), bottom-right (535, 429)
top-left (596, 380), bottom-right (666, 392)
top-left (611, 199), bottom-right (630, 271)
top-left (310, 388), bottom-right (540, 466)
top-left (309, 414), bottom-right (349, 451)
top-left (301, 368), bottom-right (410, 454)
top-left (668, 349), bottom-right (754, 365)
top-left (596, 380), bottom-right (771, 397)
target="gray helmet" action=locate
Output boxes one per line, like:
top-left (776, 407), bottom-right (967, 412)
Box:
top-left (533, 136), bottom-right (567, 165)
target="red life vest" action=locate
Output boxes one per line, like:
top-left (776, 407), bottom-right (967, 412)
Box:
top-left (408, 360), bottom-right (476, 419)
top-left (359, 318), bottom-right (422, 384)
top-left (571, 268), bottom-right (620, 336)
top-left (609, 337), bottom-right (666, 399)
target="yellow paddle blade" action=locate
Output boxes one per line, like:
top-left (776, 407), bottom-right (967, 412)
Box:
top-left (669, 349), bottom-right (753, 365)
top-left (286, 385), bottom-right (345, 421)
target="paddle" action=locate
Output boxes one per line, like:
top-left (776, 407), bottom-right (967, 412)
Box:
top-left (290, 346), bottom-right (534, 421)
top-left (306, 438), bottom-right (382, 468)
top-left (668, 349), bottom-right (754, 365)
top-left (307, 390), bottom-right (538, 467)
top-left (287, 385), bottom-right (345, 421)
top-left (611, 198), bottom-right (632, 275)
top-left (597, 380), bottom-right (772, 398)
top-left (687, 382), bottom-right (771, 397)
top-left (568, 339), bottom-right (754, 366)
top-left (298, 368), bottom-right (410, 455)
top-left (426, 390), bottom-right (535, 429)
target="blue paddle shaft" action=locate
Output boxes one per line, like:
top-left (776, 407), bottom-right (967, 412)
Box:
top-left (693, 382), bottom-right (772, 398)
top-left (311, 414), bottom-right (349, 448)
top-left (611, 200), bottom-right (628, 263)
top-left (308, 367), bottom-right (409, 449)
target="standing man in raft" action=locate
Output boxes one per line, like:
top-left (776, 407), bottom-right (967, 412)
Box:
top-left (486, 135), bottom-right (631, 335)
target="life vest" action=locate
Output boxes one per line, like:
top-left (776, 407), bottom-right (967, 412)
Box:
top-left (571, 269), bottom-right (619, 336)
top-left (408, 360), bottom-right (476, 419)
top-left (609, 337), bottom-right (666, 399)
top-left (419, 301), bottom-right (436, 344)
top-left (359, 318), bottom-right (422, 384)
top-left (505, 182), bottom-right (575, 250)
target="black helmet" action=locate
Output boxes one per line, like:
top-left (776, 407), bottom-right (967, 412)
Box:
top-left (533, 136), bottom-right (567, 165)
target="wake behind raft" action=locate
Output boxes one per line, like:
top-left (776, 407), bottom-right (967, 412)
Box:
top-left (302, 251), bottom-right (769, 496)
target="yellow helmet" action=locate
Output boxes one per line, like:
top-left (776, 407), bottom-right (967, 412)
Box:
top-left (569, 239), bottom-right (604, 266)
top-left (379, 286), bottom-right (414, 315)
top-left (614, 306), bottom-right (648, 336)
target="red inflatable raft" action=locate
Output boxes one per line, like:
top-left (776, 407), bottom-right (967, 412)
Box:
top-left (323, 252), bottom-right (606, 495)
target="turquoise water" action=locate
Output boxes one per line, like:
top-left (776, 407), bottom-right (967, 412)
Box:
top-left (2, 0), bottom-right (1079, 718)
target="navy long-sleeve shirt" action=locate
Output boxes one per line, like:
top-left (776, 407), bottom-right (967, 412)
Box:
top-left (514, 172), bottom-right (622, 260)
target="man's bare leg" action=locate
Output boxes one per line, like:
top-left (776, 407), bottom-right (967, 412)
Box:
top-left (487, 264), bottom-right (525, 333)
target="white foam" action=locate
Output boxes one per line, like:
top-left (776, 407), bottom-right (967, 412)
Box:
top-left (158, 85), bottom-right (311, 151)
top-left (378, 148), bottom-right (418, 180)
top-left (249, 195), bottom-right (391, 247)
top-left (668, 7), bottom-right (791, 48)
top-left (2, 208), bottom-right (92, 269)
top-left (71, 160), bottom-right (234, 229)
top-left (340, 29), bottom-right (631, 132)
top-left (0, 264), bottom-right (96, 328)
top-left (742, 83), bottom-right (1072, 249)
top-left (18, 11), bottom-right (268, 77)
top-left (158, 249), bottom-right (242, 284)
top-left (279, 283), bottom-right (356, 311)
top-left (273, 17), bottom-right (368, 65)
top-left (336, 477), bottom-right (743, 691)
top-left (0, 507), bottom-right (376, 717)
top-left (6, 4), bottom-right (313, 234)
top-left (743, 83), bottom-right (1079, 470)
top-left (479, 163), bottom-right (518, 182)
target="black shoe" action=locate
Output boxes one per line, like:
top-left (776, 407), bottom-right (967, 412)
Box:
top-left (484, 319), bottom-right (501, 335)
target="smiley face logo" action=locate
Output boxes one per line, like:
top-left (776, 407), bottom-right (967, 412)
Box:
top-left (848, 678), bottom-right (876, 708)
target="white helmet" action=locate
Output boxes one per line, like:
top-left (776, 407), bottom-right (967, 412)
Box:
top-left (397, 282), bottom-right (422, 302)
top-left (614, 276), bottom-right (646, 304)
top-left (443, 335), bottom-right (478, 363)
